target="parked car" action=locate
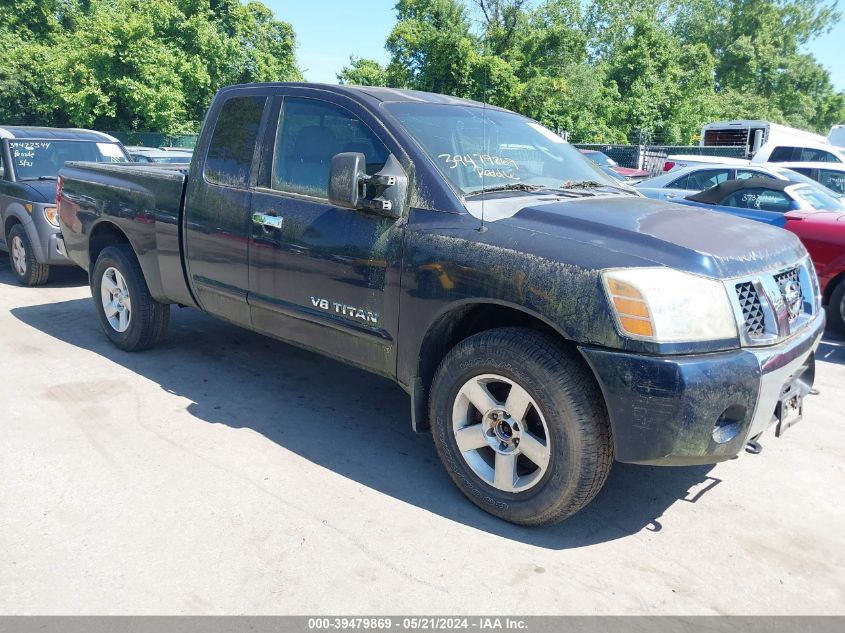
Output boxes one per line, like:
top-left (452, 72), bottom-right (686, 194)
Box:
top-left (662, 154), bottom-right (750, 173)
top-left (764, 161), bottom-right (845, 196)
top-left (752, 140), bottom-right (845, 164)
top-left (0, 126), bottom-right (129, 285)
top-left (829, 124), bottom-right (845, 150)
top-left (637, 163), bottom-right (845, 202)
top-left (58, 83), bottom-right (822, 526)
top-left (126, 146), bottom-right (193, 164)
top-left (578, 149), bottom-right (649, 180)
top-left (674, 178), bottom-right (845, 332)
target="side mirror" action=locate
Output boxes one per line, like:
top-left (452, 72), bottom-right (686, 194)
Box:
top-left (329, 152), bottom-right (365, 210)
top-left (329, 152), bottom-right (407, 219)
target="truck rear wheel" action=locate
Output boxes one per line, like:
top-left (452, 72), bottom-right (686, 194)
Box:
top-left (429, 327), bottom-right (613, 526)
top-left (8, 224), bottom-right (50, 286)
top-left (92, 245), bottom-right (170, 351)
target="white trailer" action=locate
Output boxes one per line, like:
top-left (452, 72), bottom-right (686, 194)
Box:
top-left (700, 120), bottom-right (827, 157)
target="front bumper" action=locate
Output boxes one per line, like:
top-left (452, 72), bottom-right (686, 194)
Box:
top-left (44, 232), bottom-right (72, 265)
top-left (580, 313), bottom-right (824, 466)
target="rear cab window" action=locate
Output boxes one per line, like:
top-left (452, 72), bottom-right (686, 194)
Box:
top-left (204, 95), bottom-right (267, 188)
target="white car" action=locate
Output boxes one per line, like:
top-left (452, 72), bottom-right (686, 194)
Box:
top-left (126, 146), bottom-right (193, 164)
top-left (766, 161), bottom-right (845, 195)
top-left (661, 154), bottom-right (750, 173)
top-left (635, 163), bottom-right (845, 203)
top-left (751, 140), bottom-right (845, 164)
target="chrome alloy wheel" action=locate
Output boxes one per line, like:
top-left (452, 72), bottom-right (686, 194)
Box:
top-left (10, 235), bottom-right (26, 276)
top-left (101, 266), bottom-right (132, 333)
top-left (451, 374), bottom-right (551, 493)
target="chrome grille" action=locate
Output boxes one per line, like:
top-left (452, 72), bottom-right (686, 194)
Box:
top-left (774, 267), bottom-right (804, 323)
top-left (727, 258), bottom-right (819, 346)
top-left (735, 282), bottom-right (766, 336)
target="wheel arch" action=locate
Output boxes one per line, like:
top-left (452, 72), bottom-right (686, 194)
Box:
top-left (822, 267), bottom-right (845, 305)
top-left (88, 219), bottom-right (132, 270)
top-left (410, 299), bottom-right (580, 432)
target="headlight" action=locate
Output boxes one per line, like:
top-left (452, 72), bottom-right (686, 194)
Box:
top-left (602, 268), bottom-right (738, 343)
top-left (43, 206), bottom-right (59, 228)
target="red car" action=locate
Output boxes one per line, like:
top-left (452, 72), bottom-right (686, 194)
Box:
top-left (579, 149), bottom-right (650, 180)
top-left (785, 210), bottom-right (845, 333)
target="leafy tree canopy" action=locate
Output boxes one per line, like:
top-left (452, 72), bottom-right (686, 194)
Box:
top-left (0, 0), bottom-right (301, 133)
top-left (339, 0), bottom-right (844, 143)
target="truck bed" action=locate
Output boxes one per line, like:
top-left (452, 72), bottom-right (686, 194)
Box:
top-left (59, 161), bottom-right (195, 306)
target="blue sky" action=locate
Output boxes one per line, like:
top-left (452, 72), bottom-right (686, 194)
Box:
top-left (265, 0), bottom-right (845, 92)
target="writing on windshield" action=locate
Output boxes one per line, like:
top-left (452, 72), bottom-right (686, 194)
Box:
top-left (438, 153), bottom-right (520, 181)
top-left (9, 140), bottom-right (127, 180)
top-left (10, 141), bottom-right (51, 170)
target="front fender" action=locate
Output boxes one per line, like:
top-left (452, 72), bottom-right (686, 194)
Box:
top-left (3, 206), bottom-right (45, 260)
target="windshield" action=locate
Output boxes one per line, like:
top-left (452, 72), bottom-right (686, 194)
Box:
top-left (792, 185), bottom-right (843, 211)
top-left (383, 102), bottom-right (618, 195)
top-left (9, 140), bottom-right (128, 180)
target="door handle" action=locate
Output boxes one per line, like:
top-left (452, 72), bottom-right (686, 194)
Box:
top-left (252, 212), bottom-right (283, 230)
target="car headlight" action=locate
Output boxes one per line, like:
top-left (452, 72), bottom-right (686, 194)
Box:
top-left (602, 268), bottom-right (738, 343)
top-left (43, 206), bottom-right (59, 228)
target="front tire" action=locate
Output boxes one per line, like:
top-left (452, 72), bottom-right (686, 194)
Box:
top-left (92, 245), bottom-right (170, 351)
top-left (828, 279), bottom-right (845, 336)
top-left (429, 327), bottom-right (613, 526)
top-left (8, 224), bottom-right (49, 286)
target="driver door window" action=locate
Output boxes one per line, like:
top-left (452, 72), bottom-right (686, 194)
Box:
top-left (269, 98), bottom-right (388, 198)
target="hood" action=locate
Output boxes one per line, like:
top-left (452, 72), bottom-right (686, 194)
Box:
top-left (17, 180), bottom-right (57, 204)
top-left (486, 195), bottom-right (807, 279)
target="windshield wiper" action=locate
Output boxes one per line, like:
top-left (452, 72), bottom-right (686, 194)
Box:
top-left (20, 176), bottom-right (58, 181)
top-left (558, 180), bottom-right (633, 195)
top-left (466, 183), bottom-right (545, 197)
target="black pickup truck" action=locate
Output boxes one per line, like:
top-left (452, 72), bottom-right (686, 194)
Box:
top-left (57, 83), bottom-right (824, 525)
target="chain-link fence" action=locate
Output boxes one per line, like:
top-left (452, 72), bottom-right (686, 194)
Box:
top-left (574, 144), bottom-right (748, 177)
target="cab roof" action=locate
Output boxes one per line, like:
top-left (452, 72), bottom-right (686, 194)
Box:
top-left (221, 82), bottom-right (510, 111)
top-left (0, 126), bottom-right (120, 142)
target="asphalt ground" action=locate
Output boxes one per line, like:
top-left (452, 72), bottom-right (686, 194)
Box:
top-left (1, 261), bottom-right (843, 614)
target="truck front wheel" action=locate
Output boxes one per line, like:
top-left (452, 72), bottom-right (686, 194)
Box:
top-left (429, 327), bottom-right (613, 526)
top-left (92, 245), bottom-right (170, 351)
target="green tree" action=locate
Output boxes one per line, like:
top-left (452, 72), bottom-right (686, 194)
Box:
top-left (337, 56), bottom-right (389, 86)
top-left (0, 0), bottom-right (301, 132)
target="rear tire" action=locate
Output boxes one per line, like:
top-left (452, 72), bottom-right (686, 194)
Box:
top-left (429, 327), bottom-right (613, 526)
top-left (8, 224), bottom-right (50, 286)
top-left (92, 244), bottom-right (170, 351)
top-left (828, 279), bottom-right (845, 336)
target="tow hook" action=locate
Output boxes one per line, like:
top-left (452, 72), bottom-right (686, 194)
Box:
top-left (745, 436), bottom-right (763, 455)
